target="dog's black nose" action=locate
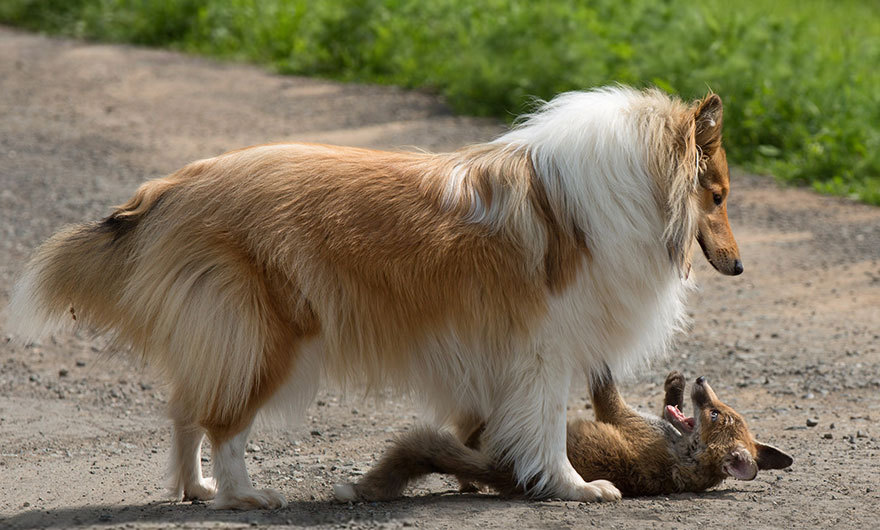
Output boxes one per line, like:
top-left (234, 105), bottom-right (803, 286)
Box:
top-left (695, 376), bottom-right (706, 385)
top-left (732, 259), bottom-right (743, 275)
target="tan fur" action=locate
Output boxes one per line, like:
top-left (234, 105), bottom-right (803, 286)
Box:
top-left (16, 141), bottom-right (585, 434)
top-left (343, 370), bottom-right (793, 499)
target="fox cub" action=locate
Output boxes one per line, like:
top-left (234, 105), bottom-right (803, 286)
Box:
top-left (335, 370), bottom-right (793, 500)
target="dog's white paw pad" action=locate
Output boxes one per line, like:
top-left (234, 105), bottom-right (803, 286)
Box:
top-left (183, 477), bottom-right (218, 501)
top-left (212, 487), bottom-right (287, 510)
top-left (578, 480), bottom-right (621, 502)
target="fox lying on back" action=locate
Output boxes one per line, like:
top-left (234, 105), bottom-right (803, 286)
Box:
top-left (336, 370), bottom-right (793, 500)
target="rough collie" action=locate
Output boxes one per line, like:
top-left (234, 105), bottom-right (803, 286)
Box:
top-left (8, 86), bottom-right (741, 509)
top-left (335, 369), bottom-right (792, 501)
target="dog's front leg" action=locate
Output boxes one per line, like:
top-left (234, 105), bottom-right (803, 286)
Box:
top-left (484, 356), bottom-right (621, 502)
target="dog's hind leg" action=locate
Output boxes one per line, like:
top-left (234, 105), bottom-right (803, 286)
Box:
top-left (169, 418), bottom-right (217, 501)
top-left (207, 418), bottom-right (287, 510)
top-left (483, 355), bottom-right (621, 502)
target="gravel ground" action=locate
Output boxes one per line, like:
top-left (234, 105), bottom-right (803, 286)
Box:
top-left (1, 26), bottom-right (878, 529)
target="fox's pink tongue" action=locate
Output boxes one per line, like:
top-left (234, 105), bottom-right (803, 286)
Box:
top-left (666, 405), bottom-right (695, 432)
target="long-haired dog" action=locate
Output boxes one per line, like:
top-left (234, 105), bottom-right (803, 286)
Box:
top-left (8, 87), bottom-right (742, 509)
top-left (335, 369), bottom-right (792, 501)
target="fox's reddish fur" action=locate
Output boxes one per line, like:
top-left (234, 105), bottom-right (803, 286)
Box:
top-left (339, 371), bottom-right (793, 500)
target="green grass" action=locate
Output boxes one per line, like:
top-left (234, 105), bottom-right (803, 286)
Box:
top-left (2, 0), bottom-right (878, 204)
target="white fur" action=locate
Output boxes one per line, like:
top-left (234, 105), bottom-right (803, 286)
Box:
top-left (169, 423), bottom-right (216, 501)
top-left (211, 423), bottom-right (286, 510)
top-left (406, 87), bottom-right (694, 495)
top-left (7, 266), bottom-right (67, 342)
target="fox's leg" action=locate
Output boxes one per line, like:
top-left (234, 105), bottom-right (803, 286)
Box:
top-left (589, 366), bottom-right (641, 425)
top-left (663, 371), bottom-right (686, 412)
top-left (452, 414), bottom-right (485, 493)
top-left (483, 355), bottom-right (620, 502)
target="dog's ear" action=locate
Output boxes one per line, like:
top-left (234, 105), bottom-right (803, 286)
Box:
top-left (755, 442), bottom-right (793, 470)
top-left (695, 93), bottom-right (723, 155)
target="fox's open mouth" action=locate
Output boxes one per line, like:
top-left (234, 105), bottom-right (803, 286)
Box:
top-left (665, 405), bottom-right (695, 433)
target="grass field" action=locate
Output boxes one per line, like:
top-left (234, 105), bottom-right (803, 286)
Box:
top-left (2, 0), bottom-right (878, 204)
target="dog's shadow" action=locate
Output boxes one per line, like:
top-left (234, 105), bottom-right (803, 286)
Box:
top-left (1, 493), bottom-right (493, 530)
top-left (2, 489), bottom-right (743, 529)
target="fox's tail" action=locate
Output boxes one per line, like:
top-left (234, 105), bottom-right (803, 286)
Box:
top-left (333, 427), bottom-right (518, 502)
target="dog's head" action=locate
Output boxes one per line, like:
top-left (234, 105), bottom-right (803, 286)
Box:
top-left (692, 95), bottom-right (742, 276)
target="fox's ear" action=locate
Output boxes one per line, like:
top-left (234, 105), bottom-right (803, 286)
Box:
top-left (694, 93), bottom-right (723, 155)
top-left (722, 447), bottom-right (757, 480)
top-left (755, 442), bottom-right (793, 470)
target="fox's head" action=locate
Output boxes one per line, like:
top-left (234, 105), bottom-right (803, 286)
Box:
top-left (662, 372), bottom-right (792, 481)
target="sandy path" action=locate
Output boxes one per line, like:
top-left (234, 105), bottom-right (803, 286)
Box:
top-left (1, 27), bottom-right (878, 529)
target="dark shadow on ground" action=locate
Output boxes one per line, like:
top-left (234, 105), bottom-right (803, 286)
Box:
top-left (2, 489), bottom-right (745, 529)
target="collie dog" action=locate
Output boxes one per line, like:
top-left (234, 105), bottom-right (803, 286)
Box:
top-left (8, 87), bottom-right (742, 509)
top-left (335, 369), bottom-right (792, 501)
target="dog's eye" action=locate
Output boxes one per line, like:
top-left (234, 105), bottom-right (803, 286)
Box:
top-left (713, 193), bottom-right (723, 205)
top-left (710, 410), bottom-right (720, 422)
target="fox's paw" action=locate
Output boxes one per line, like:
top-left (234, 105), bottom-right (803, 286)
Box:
top-left (212, 487), bottom-right (287, 510)
top-left (577, 480), bottom-right (621, 502)
top-left (664, 371), bottom-right (685, 393)
top-left (664, 371), bottom-right (686, 409)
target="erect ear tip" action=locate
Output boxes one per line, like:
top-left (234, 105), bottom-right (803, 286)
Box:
top-left (697, 93), bottom-right (723, 120)
top-left (705, 92), bottom-right (722, 106)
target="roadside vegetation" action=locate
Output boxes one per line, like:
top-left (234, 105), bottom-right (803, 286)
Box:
top-left (2, 0), bottom-right (877, 204)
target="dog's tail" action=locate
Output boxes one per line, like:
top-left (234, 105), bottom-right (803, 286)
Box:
top-left (333, 427), bottom-right (518, 502)
top-left (7, 177), bottom-right (175, 343)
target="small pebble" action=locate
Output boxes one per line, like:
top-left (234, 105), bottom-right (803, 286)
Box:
top-left (823, 433), bottom-right (833, 439)
top-left (75, 360), bottom-right (86, 367)
top-left (58, 369), bottom-right (68, 377)
top-left (806, 418), bottom-right (819, 427)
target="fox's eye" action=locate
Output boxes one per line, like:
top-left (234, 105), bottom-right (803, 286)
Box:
top-left (713, 193), bottom-right (723, 205)
top-left (710, 410), bottom-right (720, 422)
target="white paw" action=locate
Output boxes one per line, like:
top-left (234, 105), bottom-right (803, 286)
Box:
top-left (212, 487), bottom-right (287, 510)
top-left (183, 477), bottom-right (217, 501)
top-left (332, 483), bottom-right (358, 502)
top-left (578, 479), bottom-right (621, 502)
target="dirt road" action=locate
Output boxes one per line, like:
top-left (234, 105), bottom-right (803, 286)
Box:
top-left (1, 26), bottom-right (878, 529)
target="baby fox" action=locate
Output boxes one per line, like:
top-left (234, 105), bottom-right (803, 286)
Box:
top-left (335, 370), bottom-right (793, 501)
